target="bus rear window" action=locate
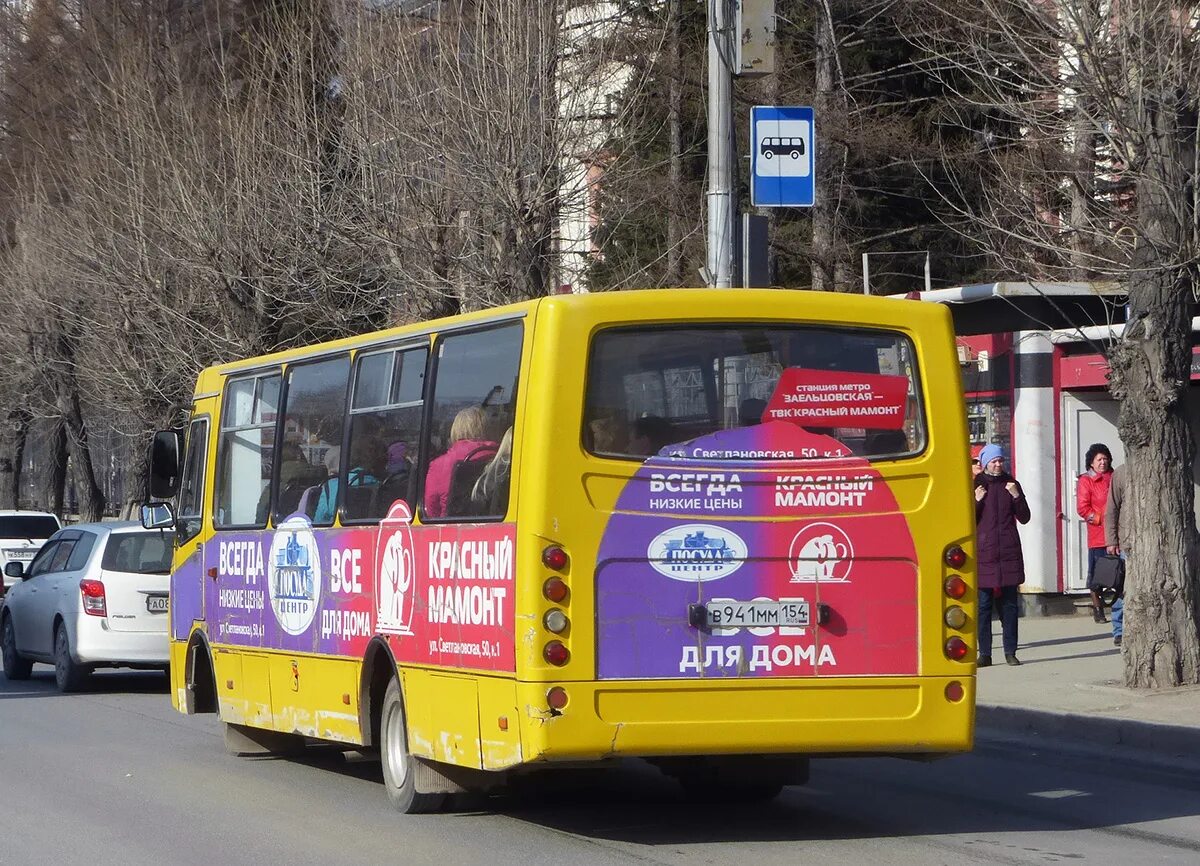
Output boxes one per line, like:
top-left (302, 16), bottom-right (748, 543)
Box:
top-left (583, 325), bottom-right (925, 461)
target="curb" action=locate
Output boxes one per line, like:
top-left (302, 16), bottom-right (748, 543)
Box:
top-left (976, 703), bottom-right (1200, 758)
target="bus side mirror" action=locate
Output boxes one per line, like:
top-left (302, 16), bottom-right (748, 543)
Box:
top-left (141, 502), bottom-right (177, 531)
top-left (148, 429), bottom-right (184, 500)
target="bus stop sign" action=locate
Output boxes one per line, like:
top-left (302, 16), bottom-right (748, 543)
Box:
top-left (751, 106), bottom-right (814, 208)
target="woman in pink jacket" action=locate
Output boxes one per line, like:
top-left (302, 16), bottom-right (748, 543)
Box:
top-left (423, 406), bottom-right (497, 519)
top-left (1075, 443), bottom-right (1113, 623)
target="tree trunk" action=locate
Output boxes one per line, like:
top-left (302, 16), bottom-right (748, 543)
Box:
top-left (758, 27), bottom-right (779, 287)
top-left (1068, 5), bottom-right (1096, 280)
top-left (1108, 77), bottom-right (1200, 687)
top-left (43, 418), bottom-right (67, 516)
top-left (0, 408), bottom-right (29, 509)
top-left (811, 4), bottom-right (846, 292)
top-left (665, 0), bottom-right (683, 287)
top-left (61, 388), bottom-right (107, 522)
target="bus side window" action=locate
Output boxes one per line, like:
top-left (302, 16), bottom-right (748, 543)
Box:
top-left (343, 345), bottom-right (429, 523)
top-left (421, 323), bottom-right (522, 522)
top-left (177, 416), bottom-right (209, 543)
top-left (214, 373), bottom-right (280, 529)
top-left (274, 355), bottom-right (350, 527)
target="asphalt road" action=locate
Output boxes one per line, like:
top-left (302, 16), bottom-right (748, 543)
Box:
top-left (3, 665), bottom-right (1199, 865)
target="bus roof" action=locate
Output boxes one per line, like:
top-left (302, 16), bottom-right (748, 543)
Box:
top-left (197, 288), bottom-right (947, 391)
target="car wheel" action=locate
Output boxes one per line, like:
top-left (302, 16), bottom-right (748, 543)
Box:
top-left (54, 623), bottom-right (90, 693)
top-left (380, 677), bottom-right (445, 814)
top-left (1, 615), bottom-right (32, 680)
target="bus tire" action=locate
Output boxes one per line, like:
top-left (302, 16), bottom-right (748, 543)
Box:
top-left (223, 722), bottom-right (306, 757)
top-left (678, 776), bottom-right (783, 804)
top-left (669, 755), bottom-right (800, 804)
top-left (380, 677), bottom-right (445, 814)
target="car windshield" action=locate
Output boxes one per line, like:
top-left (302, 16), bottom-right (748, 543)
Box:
top-left (0, 515), bottom-right (60, 539)
top-left (584, 325), bottom-right (925, 461)
top-left (101, 532), bottom-right (173, 575)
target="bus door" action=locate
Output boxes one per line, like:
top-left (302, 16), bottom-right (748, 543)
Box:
top-left (171, 414), bottom-right (210, 643)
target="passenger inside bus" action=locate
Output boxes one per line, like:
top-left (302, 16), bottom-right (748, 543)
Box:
top-left (372, 439), bottom-right (415, 514)
top-left (469, 427), bottom-right (514, 516)
top-left (340, 430), bottom-right (386, 520)
top-left (274, 440), bottom-right (328, 519)
top-left (738, 398), bottom-right (766, 426)
top-left (424, 406), bottom-right (498, 519)
top-left (628, 415), bottom-right (673, 456)
top-left (589, 414), bottom-right (628, 454)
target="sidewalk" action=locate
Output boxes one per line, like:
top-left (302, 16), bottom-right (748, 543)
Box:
top-left (975, 613), bottom-right (1200, 758)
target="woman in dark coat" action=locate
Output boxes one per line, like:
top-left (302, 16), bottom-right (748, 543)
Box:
top-left (974, 443), bottom-right (1031, 666)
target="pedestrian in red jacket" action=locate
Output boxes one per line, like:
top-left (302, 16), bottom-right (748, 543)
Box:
top-left (1075, 443), bottom-right (1113, 623)
top-left (974, 443), bottom-right (1031, 666)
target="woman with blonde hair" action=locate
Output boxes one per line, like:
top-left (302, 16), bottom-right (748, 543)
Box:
top-left (423, 406), bottom-right (497, 518)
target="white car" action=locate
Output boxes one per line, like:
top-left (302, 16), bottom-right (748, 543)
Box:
top-left (0, 510), bottom-right (61, 589)
top-left (1, 522), bottom-right (171, 691)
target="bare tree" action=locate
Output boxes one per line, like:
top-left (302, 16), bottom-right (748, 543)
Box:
top-left (907, 0), bottom-right (1200, 687)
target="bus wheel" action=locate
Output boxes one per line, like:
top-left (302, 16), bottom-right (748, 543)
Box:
top-left (223, 723), bottom-right (306, 757)
top-left (380, 677), bottom-right (446, 814)
top-left (678, 776), bottom-right (783, 804)
top-left (668, 756), bottom-right (798, 804)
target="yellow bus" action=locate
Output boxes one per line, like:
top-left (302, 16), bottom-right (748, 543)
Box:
top-left (144, 288), bottom-right (976, 813)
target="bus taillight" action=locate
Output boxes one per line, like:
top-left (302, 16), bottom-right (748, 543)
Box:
top-left (944, 606), bottom-right (967, 629)
top-left (546, 687), bottom-right (569, 710)
top-left (543, 641), bottom-right (570, 666)
top-left (944, 636), bottom-right (969, 660)
top-left (944, 545), bottom-right (967, 569)
top-left (542, 545), bottom-right (569, 571)
top-left (543, 609), bottom-right (569, 634)
top-left (944, 576), bottom-right (967, 599)
top-left (543, 577), bottom-right (568, 603)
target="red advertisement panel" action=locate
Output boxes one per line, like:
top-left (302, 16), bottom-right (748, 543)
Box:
top-left (377, 502), bottom-right (516, 672)
top-left (764, 368), bottom-right (909, 430)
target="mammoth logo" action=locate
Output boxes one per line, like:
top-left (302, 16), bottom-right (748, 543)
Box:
top-left (376, 501), bottom-right (416, 635)
top-left (789, 522), bottom-right (853, 583)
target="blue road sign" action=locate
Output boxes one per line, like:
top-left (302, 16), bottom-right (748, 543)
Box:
top-left (751, 106), bottom-right (814, 207)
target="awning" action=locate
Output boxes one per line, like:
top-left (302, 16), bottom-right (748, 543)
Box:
top-left (904, 281), bottom-right (1126, 335)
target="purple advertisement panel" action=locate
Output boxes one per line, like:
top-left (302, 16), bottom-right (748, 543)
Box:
top-left (596, 422), bottom-right (919, 680)
top-left (175, 504), bottom-right (517, 672)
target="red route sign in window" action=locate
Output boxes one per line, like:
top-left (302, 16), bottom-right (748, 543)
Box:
top-left (764, 368), bottom-right (909, 430)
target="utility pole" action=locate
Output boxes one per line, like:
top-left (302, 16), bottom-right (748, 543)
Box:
top-left (706, 0), bottom-right (736, 288)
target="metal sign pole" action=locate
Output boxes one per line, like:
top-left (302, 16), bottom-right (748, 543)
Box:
top-left (706, 0), bottom-right (735, 288)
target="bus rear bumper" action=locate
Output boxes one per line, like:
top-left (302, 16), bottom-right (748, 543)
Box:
top-left (516, 676), bottom-right (975, 763)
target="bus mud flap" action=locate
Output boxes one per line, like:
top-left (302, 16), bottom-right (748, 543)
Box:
top-left (412, 755), bottom-right (501, 795)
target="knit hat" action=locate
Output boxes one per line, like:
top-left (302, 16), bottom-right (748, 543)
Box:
top-left (979, 443), bottom-right (1004, 467)
top-left (386, 441), bottom-right (408, 473)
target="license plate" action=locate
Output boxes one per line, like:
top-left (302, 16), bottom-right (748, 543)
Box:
top-left (6, 550), bottom-right (35, 560)
top-left (146, 594), bottom-right (169, 613)
top-left (705, 600), bottom-right (810, 629)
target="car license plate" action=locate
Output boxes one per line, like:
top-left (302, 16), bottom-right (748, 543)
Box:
top-left (6, 550), bottom-right (35, 560)
top-left (705, 600), bottom-right (810, 629)
top-left (146, 594), bottom-right (169, 613)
